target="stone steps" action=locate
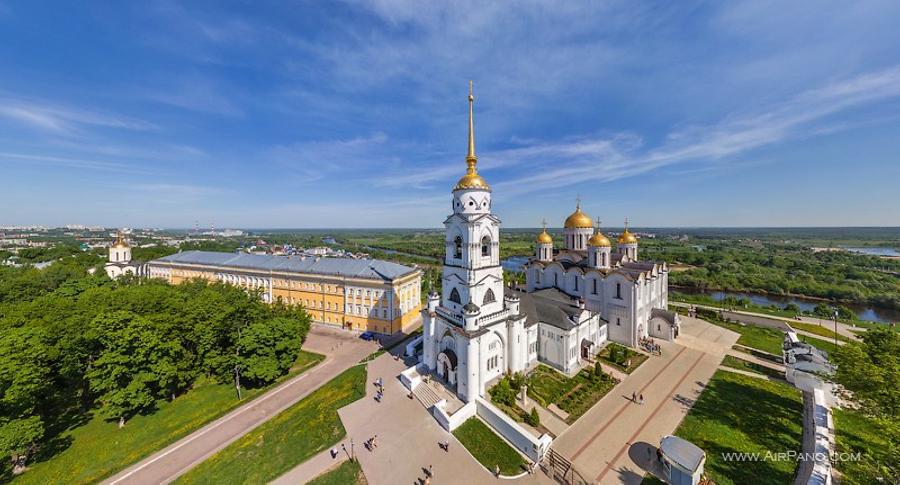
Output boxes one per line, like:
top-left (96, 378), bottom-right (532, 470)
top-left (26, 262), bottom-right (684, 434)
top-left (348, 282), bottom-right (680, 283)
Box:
top-left (413, 382), bottom-right (441, 409)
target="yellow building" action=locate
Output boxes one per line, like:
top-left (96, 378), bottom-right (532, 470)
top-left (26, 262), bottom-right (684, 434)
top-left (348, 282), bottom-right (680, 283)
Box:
top-left (147, 250), bottom-right (422, 335)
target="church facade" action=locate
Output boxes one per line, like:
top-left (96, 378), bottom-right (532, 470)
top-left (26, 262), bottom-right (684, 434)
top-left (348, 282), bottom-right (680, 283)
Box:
top-left (104, 232), bottom-right (145, 279)
top-left (419, 86), bottom-right (678, 404)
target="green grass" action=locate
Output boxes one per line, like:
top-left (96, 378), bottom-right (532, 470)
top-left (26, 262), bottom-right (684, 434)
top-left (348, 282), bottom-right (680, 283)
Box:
top-left (789, 321), bottom-right (850, 341)
top-left (176, 364), bottom-right (367, 484)
top-left (833, 408), bottom-right (898, 485)
top-left (307, 459), bottom-right (367, 485)
top-left (673, 370), bottom-right (803, 485)
top-left (720, 355), bottom-right (784, 380)
top-left (525, 364), bottom-right (618, 423)
top-left (706, 318), bottom-right (786, 355)
top-left (453, 418), bottom-right (526, 476)
top-left (14, 351), bottom-right (324, 485)
top-left (597, 343), bottom-right (650, 373)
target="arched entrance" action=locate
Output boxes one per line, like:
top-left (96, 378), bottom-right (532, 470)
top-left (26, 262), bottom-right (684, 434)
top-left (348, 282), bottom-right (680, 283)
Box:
top-left (436, 349), bottom-right (458, 390)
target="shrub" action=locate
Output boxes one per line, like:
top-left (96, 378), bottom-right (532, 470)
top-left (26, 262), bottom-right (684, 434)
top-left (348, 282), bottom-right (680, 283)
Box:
top-left (525, 407), bottom-right (540, 427)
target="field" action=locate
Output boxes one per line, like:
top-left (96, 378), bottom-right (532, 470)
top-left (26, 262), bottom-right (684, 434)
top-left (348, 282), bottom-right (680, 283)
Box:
top-left (452, 418), bottom-right (526, 476)
top-left (526, 364), bottom-right (618, 423)
top-left (672, 370), bottom-right (803, 485)
top-left (13, 351), bottom-right (323, 485)
top-left (175, 364), bottom-right (367, 484)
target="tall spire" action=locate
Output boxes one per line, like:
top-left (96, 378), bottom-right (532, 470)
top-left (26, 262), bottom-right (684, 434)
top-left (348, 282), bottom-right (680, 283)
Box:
top-left (453, 81), bottom-right (490, 191)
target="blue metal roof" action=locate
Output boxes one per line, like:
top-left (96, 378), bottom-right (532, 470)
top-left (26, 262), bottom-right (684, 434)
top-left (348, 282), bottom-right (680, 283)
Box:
top-left (153, 250), bottom-right (418, 281)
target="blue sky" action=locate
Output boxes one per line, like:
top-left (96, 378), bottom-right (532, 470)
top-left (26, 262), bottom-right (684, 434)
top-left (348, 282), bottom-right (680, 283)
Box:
top-left (2, 1), bottom-right (900, 229)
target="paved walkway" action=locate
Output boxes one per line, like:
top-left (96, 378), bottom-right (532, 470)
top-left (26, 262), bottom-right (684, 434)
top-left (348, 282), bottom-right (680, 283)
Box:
top-left (270, 446), bottom-right (348, 485)
top-left (552, 316), bottom-right (739, 484)
top-left (726, 348), bottom-right (786, 373)
top-left (276, 349), bottom-right (554, 485)
top-left (103, 326), bottom-right (377, 485)
top-left (671, 301), bottom-right (862, 340)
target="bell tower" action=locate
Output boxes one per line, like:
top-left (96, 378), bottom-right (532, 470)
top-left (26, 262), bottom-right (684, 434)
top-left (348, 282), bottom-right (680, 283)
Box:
top-left (442, 82), bottom-right (505, 325)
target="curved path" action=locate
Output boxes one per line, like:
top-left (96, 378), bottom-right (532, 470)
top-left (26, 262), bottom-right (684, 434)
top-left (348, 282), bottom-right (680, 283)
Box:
top-left (102, 326), bottom-right (377, 485)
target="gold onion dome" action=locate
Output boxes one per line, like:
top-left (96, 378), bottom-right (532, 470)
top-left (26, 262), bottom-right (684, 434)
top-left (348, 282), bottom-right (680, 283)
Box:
top-left (589, 232), bottom-right (611, 247)
top-left (112, 231), bottom-right (130, 248)
top-left (536, 229), bottom-right (553, 244)
top-left (618, 220), bottom-right (638, 244)
top-left (453, 81), bottom-right (491, 192)
top-left (564, 204), bottom-right (593, 229)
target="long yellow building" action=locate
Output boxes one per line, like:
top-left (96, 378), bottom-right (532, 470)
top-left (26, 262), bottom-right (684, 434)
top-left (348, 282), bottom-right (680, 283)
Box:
top-left (147, 250), bottom-right (422, 335)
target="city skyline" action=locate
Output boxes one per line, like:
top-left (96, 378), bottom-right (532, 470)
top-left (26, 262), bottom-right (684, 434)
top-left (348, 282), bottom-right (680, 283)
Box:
top-left (3, 1), bottom-right (900, 228)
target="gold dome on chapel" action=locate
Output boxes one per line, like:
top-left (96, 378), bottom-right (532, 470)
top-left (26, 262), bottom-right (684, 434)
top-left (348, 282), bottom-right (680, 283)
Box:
top-left (564, 205), bottom-right (593, 229)
top-left (536, 230), bottom-right (553, 244)
top-left (453, 82), bottom-right (491, 192)
top-left (589, 232), bottom-right (611, 247)
top-left (112, 231), bottom-right (130, 249)
top-left (618, 221), bottom-right (638, 244)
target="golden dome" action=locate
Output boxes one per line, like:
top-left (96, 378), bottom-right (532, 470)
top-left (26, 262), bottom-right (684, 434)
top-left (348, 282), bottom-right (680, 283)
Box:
top-left (454, 159), bottom-right (490, 191)
top-left (618, 220), bottom-right (638, 244)
top-left (453, 82), bottom-right (490, 192)
top-left (564, 205), bottom-right (593, 229)
top-left (588, 232), bottom-right (611, 247)
top-left (536, 230), bottom-right (553, 244)
top-left (112, 231), bottom-right (130, 249)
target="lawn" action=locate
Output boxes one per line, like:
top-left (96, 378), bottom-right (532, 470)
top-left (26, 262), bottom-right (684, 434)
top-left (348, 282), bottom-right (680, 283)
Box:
top-left (789, 321), bottom-right (849, 342)
top-left (175, 364), bottom-right (367, 484)
top-left (672, 370), bottom-right (803, 485)
top-left (720, 355), bottom-right (784, 380)
top-left (13, 350), bottom-right (324, 485)
top-left (833, 408), bottom-right (898, 485)
top-left (526, 364), bottom-right (618, 423)
top-left (453, 418), bottom-right (526, 476)
top-left (597, 342), bottom-right (649, 373)
top-left (307, 459), bottom-right (367, 485)
top-left (706, 318), bottom-right (786, 355)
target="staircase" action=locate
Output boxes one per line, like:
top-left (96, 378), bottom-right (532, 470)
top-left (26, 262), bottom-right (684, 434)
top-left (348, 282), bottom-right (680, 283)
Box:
top-left (540, 447), bottom-right (590, 485)
top-left (412, 382), bottom-right (441, 410)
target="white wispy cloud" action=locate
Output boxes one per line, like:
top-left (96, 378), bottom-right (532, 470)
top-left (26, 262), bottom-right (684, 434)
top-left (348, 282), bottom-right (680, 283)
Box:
top-left (0, 152), bottom-right (155, 174)
top-left (0, 98), bottom-right (157, 134)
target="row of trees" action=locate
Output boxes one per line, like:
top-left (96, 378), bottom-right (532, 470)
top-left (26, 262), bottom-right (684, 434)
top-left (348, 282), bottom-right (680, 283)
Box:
top-left (0, 256), bottom-right (310, 475)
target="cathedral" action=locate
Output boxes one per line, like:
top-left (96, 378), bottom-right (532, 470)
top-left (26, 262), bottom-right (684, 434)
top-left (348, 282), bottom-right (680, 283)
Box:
top-left (418, 86), bottom-right (679, 404)
top-left (104, 231), bottom-right (145, 279)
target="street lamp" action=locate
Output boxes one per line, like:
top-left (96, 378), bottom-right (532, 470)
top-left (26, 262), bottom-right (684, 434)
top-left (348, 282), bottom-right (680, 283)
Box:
top-left (833, 309), bottom-right (839, 348)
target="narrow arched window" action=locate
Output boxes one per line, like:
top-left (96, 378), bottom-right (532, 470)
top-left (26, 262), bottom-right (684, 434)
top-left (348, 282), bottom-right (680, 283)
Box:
top-left (483, 288), bottom-right (496, 305)
top-left (481, 236), bottom-right (491, 257)
top-left (450, 288), bottom-right (461, 304)
top-left (616, 282), bottom-right (622, 299)
top-left (454, 236), bottom-right (463, 259)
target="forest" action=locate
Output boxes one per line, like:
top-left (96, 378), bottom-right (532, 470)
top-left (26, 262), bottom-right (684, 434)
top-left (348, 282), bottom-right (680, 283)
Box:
top-left (0, 253), bottom-right (311, 477)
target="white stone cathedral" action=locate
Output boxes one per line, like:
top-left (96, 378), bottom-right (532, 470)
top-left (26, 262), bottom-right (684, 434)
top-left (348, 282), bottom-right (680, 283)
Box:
top-left (419, 86), bottom-right (679, 404)
top-left (104, 231), bottom-right (144, 279)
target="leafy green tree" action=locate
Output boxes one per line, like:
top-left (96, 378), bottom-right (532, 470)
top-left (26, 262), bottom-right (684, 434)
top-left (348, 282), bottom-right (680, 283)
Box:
top-left (87, 311), bottom-right (168, 427)
top-left (236, 317), bottom-right (305, 385)
top-left (0, 326), bottom-right (50, 473)
top-left (0, 416), bottom-right (43, 475)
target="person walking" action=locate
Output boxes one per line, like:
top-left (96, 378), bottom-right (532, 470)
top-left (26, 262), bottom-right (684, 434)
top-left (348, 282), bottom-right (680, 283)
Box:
top-left (639, 394), bottom-right (644, 405)
top-left (373, 434), bottom-right (378, 448)
top-left (631, 391), bottom-right (636, 403)
top-left (428, 464), bottom-right (433, 478)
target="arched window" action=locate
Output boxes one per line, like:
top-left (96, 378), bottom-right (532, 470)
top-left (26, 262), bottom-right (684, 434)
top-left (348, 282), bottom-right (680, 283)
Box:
top-left (481, 236), bottom-right (491, 257)
top-left (454, 236), bottom-right (463, 259)
top-left (483, 288), bottom-right (496, 305)
top-left (449, 288), bottom-right (461, 304)
top-left (616, 282), bottom-right (622, 299)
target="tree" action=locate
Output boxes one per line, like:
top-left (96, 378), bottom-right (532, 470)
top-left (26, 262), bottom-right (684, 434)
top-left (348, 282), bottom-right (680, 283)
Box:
top-left (831, 328), bottom-right (900, 419)
top-left (87, 311), bottom-right (166, 427)
top-left (0, 416), bottom-right (43, 475)
top-left (236, 317), bottom-right (305, 386)
top-left (525, 407), bottom-right (540, 427)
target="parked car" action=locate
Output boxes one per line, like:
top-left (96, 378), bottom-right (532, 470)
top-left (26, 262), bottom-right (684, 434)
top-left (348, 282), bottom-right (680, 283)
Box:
top-left (359, 331), bottom-right (376, 341)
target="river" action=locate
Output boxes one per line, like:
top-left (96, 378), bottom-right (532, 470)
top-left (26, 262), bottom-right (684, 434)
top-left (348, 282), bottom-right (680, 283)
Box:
top-left (674, 288), bottom-right (899, 324)
top-left (841, 246), bottom-right (900, 257)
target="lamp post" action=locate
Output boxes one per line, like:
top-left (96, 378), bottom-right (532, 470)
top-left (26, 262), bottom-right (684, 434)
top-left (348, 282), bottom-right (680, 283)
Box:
top-left (833, 309), bottom-right (839, 348)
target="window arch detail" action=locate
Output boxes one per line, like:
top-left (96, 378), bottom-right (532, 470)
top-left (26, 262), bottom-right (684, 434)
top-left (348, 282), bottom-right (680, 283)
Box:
top-left (481, 235), bottom-right (491, 257)
top-left (453, 236), bottom-right (463, 259)
top-left (483, 288), bottom-right (496, 305)
top-left (449, 287), bottom-right (461, 304)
